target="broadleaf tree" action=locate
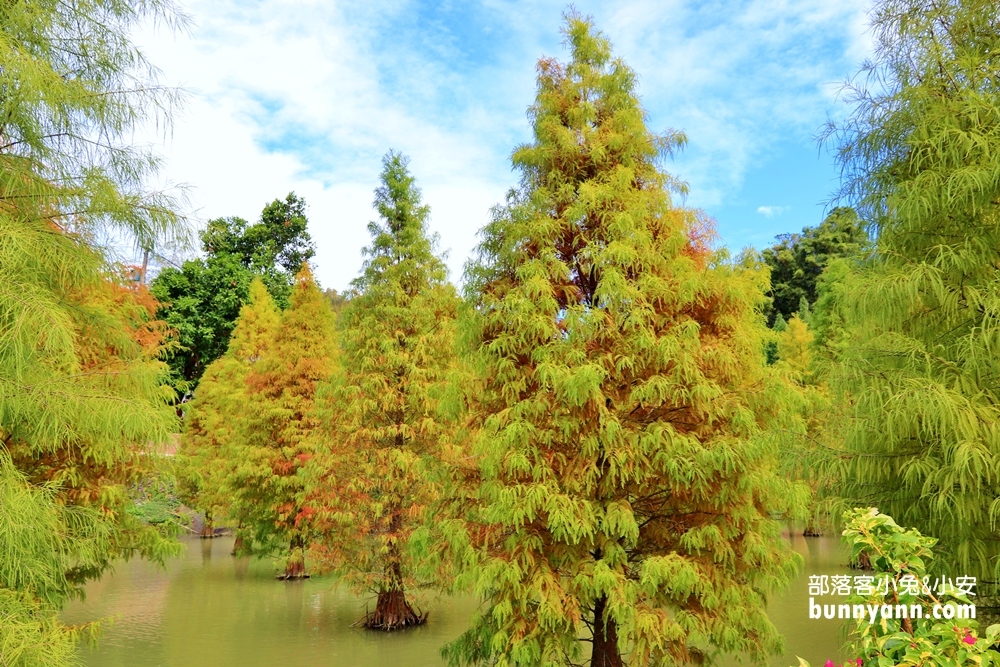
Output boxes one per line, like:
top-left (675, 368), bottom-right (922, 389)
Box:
top-left (150, 193), bottom-right (316, 397)
top-left (312, 152), bottom-right (459, 629)
top-left (445, 15), bottom-right (800, 667)
top-left (761, 207), bottom-right (868, 327)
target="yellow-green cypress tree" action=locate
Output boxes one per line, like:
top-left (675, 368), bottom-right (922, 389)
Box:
top-left (775, 315), bottom-right (815, 387)
top-left (228, 267), bottom-right (337, 578)
top-left (176, 279), bottom-right (280, 538)
top-left (446, 15), bottom-right (799, 667)
top-left (826, 0), bottom-right (1000, 589)
top-left (0, 0), bottom-right (186, 661)
top-left (311, 152), bottom-right (458, 628)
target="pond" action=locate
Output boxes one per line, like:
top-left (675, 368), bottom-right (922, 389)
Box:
top-left (61, 532), bottom-right (853, 667)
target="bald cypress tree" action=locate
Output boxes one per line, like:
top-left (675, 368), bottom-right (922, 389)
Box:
top-left (826, 0), bottom-right (1000, 588)
top-left (0, 0), bottom-right (186, 661)
top-left (228, 267), bottom-right (337, 578)
top-left (312, 152), bottom-right (458, 629)
top-left (446, 16), bottom-right (799, 667)
top-left (176, 279), bottom-right (280, 539)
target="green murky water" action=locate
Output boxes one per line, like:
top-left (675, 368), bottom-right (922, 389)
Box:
top-left (61, 533), bottom-right (852, 667)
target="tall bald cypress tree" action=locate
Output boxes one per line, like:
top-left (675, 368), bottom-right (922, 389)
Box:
top-left (312, 152), bottom-right (458, 629)
top-left (826, 0), bottom-right (1000, 588)
top-left (446, 15), bottom-right (799, 667)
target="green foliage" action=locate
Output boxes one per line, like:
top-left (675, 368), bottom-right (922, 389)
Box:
top-left (312, 152), bottom-right (458, 622)
top-left (1, 0), bottom-right (187, 662)
top-left (127, 472), bottom-right (183, 526)
top-left (201, 193), bottom-right (315, 275)
top-left (0, 0), bottom-right (188, 252)
top-left (794, 509), bottom-right (1000, 667)
top-left (150, 253), bottom-right (254, 394)
top-left (765, 313), bottom-right (788, 365)
top-left (150, 193), bottom-right (315, 396)
top-left (174, 279), bottom-right (281, 537)
top-left (0, 447), bottom-right (103, 667)
top-left (762, 208), bottom-right (867, 326)
top-left (808, 258), bottom-right (857, 367)
top-left (227, 268), bottom-right (338, 574)
top-left (775, 315), bottom-right (815, 386)
top-left (446, 15), bottom-right (801, 667)
top-left (824, 0), bottom-right (1000, 588)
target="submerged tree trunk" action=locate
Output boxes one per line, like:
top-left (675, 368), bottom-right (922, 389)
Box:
top-left (364, 560), bottom-right (426, 631)
top-left (278, 536), bottom-right (309, 580)
top-left (200, 512), bottom-right (215, 539)
top-left (231, 523), bottom-right (247, 556)
top-left (591, 595), bottom-right (624, 667)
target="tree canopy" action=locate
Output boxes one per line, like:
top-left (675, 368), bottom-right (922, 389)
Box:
top-left (761, 207), bottom-right (867, 326)
top-left (150, 193), bottom-right (316, 396)
top-left (175, 278), bottom-right (281, 538)
top-left (0, 0), bottom-right (187, 663)
top-left (825, 0), bottom-right (1000, 589)
top-left (226, 267), bottom-right (338, 577)
top-left (445, 15), bottom-right (800, 667)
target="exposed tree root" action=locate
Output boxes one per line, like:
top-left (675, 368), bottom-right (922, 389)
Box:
top-left (363, 590), bottom-right (427, 631)
top-left (276, 557), bottom-right (309, 580)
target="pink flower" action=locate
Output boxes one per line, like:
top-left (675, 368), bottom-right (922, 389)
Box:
top-left (825, 661), bottom-right (834, 667)
top-left (963, 634), bottom-right (976, 645)
top-left (856, 659), bottom-right (863, 666)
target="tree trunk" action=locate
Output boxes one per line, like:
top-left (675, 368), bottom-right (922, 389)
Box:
top-left (200, 512), bottom-right (215, 539)
top-left (851, 549), bottom-right (872, 570)
top-left (364, 561), bottom-right (426, 631)
top-left (278, 536), bottom-right (309, 580)
top-left (231, 533), bottom-right (244, 556)
top-left (591, 595), bottom-right (624, 667)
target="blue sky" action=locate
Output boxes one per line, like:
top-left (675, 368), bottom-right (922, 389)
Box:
top-left (139, 0), bottom-right (873, 291)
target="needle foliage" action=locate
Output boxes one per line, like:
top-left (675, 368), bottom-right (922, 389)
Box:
top-left (445, 15), bottom-right (800, 667)
top-left (312, 152), bottom-right (459, 629)
top-left (0, 1), bottom-right (187, 662)
top-left (825, 0), bottom-right (1000, 589)
top-left (227, 267), bottom-right (338, 577)
top-left (175, 279), bottom-right (281, 537)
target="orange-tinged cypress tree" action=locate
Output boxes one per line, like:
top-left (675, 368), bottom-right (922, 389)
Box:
top-left (445, 15), bottom-right (799, 667)
top-left (176, 279), bottom-right (279, 538)
top-left (229, 266), bottom-right (337, 578)
top-left (8, 268), bottom-right (178, 532)
top-left (311, 151), bottom-right (458, 629)
top-left (1, 0), bottom-right (186, 658)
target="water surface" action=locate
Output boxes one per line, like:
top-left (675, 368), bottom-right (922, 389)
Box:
top-left (62, 533), bottom-right (852, 666)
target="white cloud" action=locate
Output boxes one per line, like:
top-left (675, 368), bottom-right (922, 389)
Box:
top-left (134, 0), bottom-right (875, 290)
top-left (757, 205), bottom-right (789, 217)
